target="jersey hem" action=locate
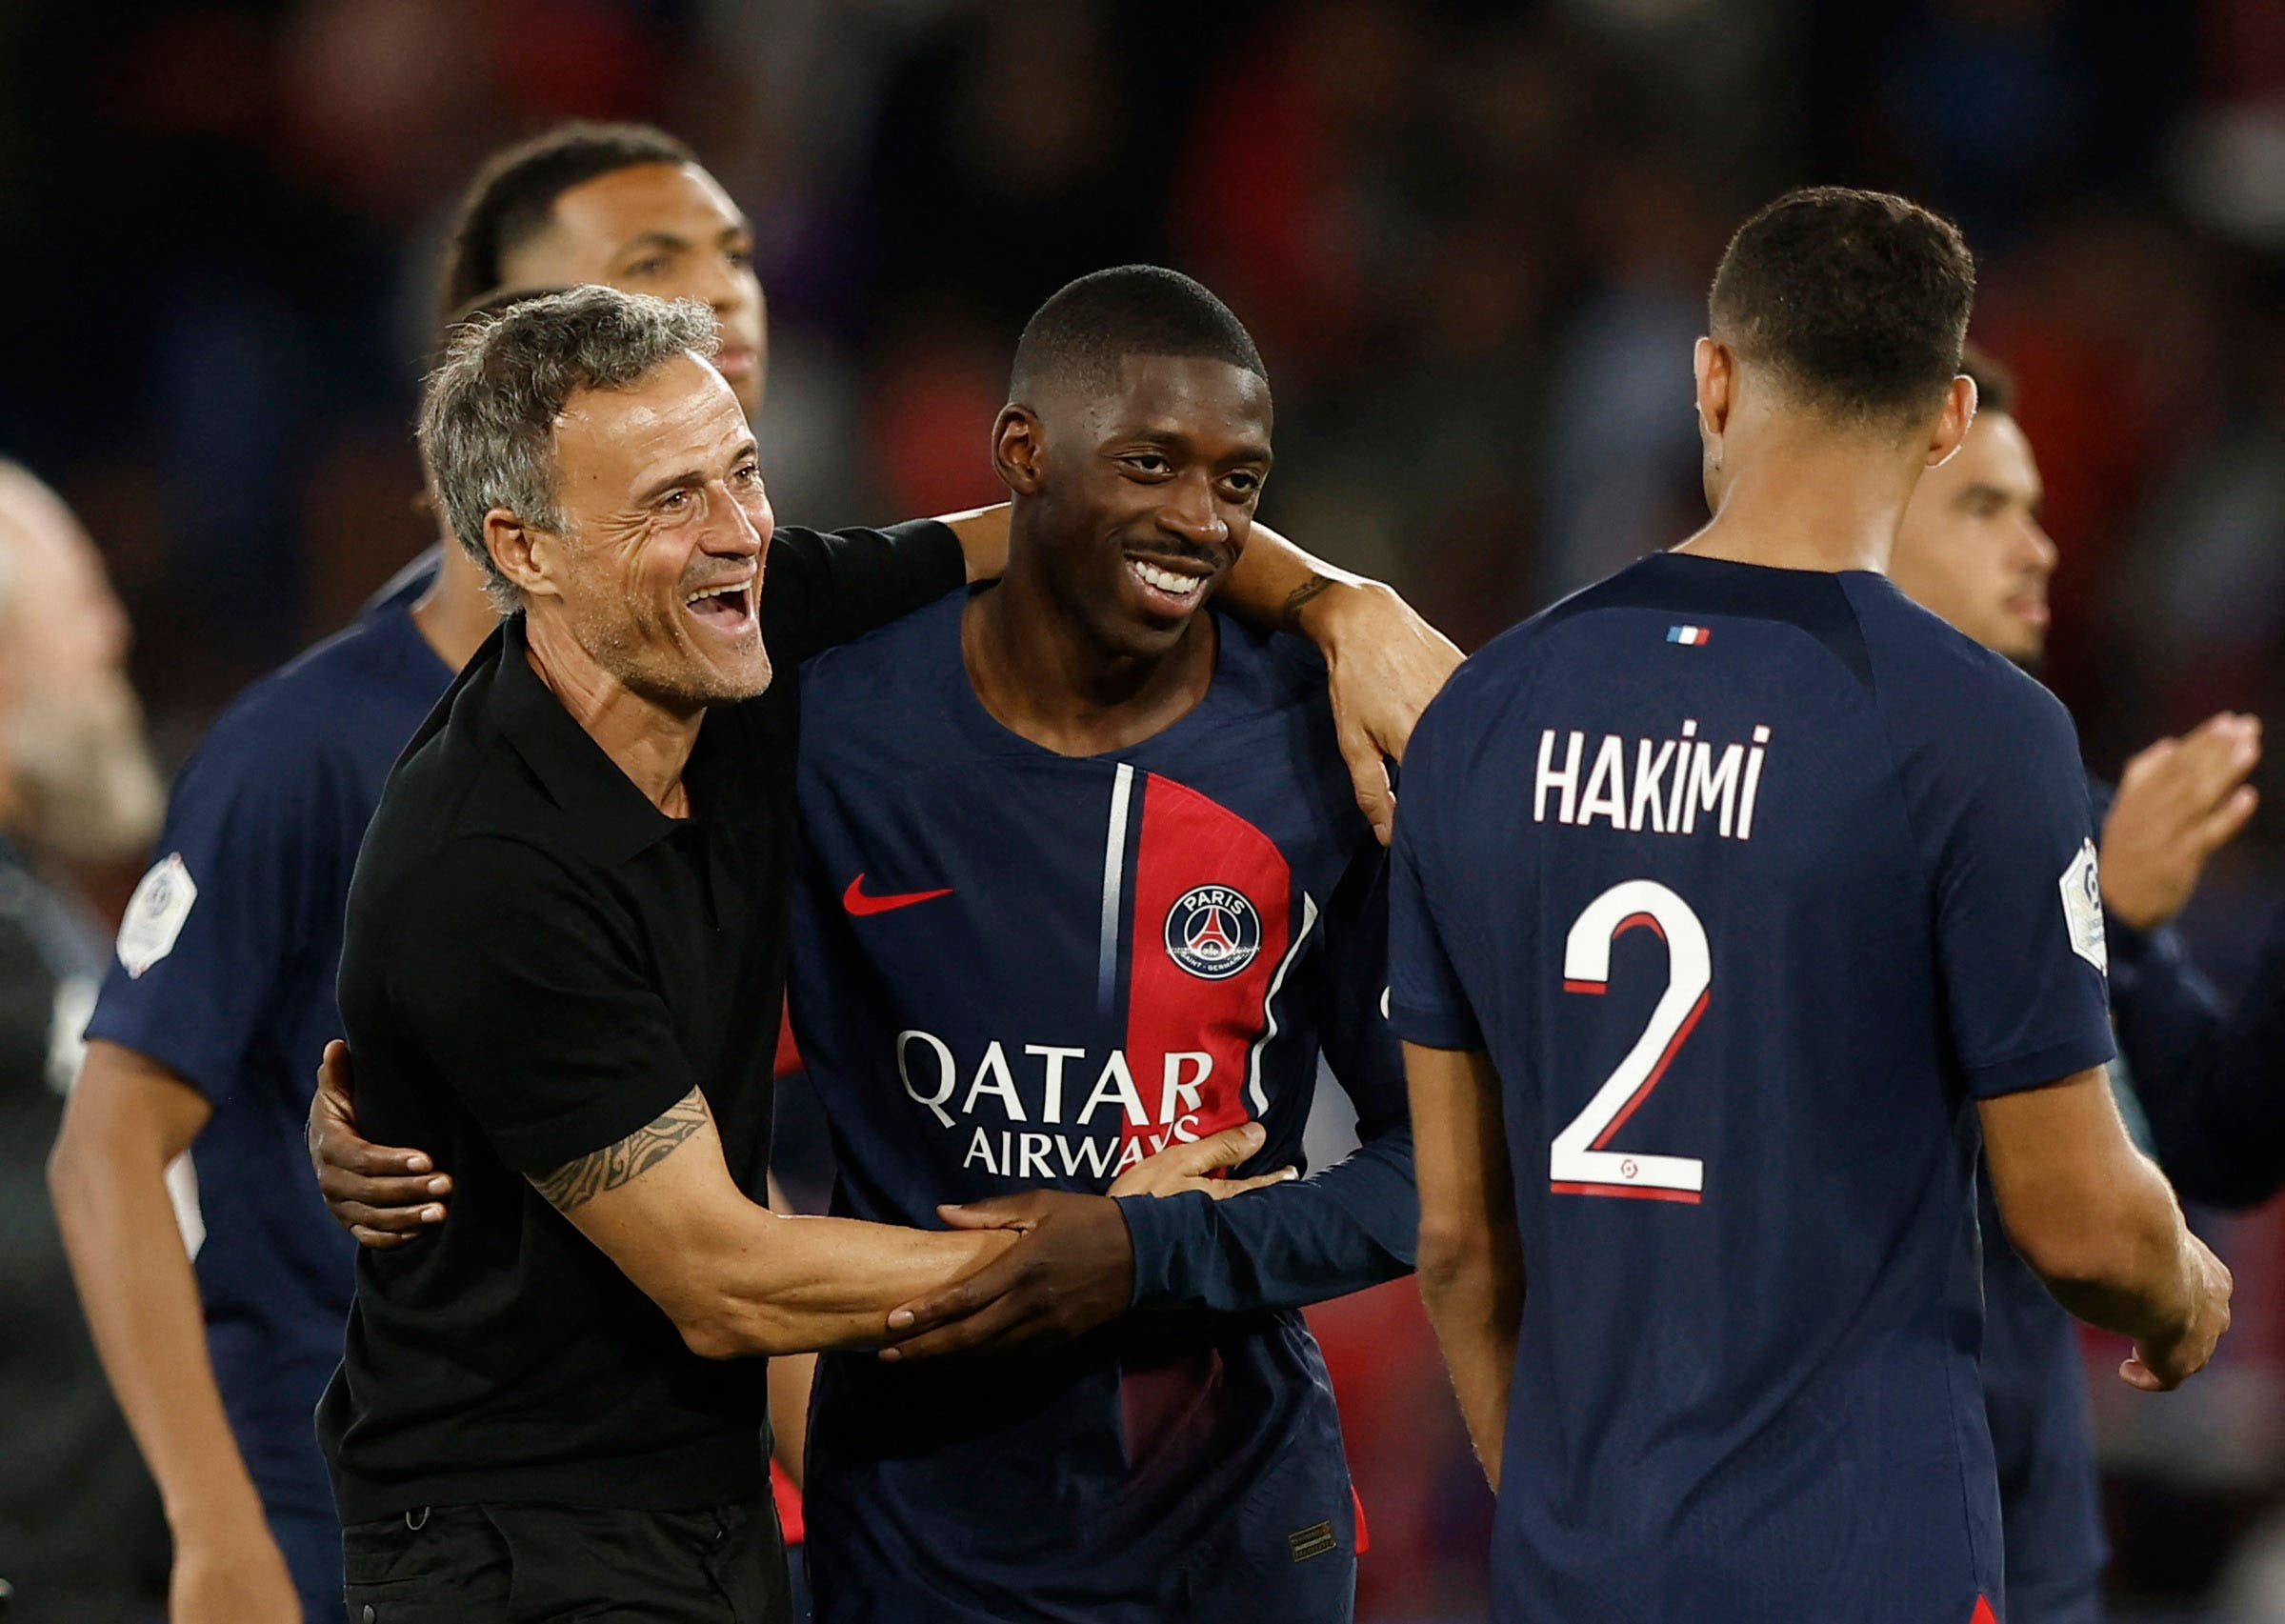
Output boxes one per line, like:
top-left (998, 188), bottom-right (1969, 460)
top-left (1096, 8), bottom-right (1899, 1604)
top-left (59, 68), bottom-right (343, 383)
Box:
top-left (1387, 998), bottom-right (1483, 1052)
top-left (1964, 1033), bottom-right (2118, 1100)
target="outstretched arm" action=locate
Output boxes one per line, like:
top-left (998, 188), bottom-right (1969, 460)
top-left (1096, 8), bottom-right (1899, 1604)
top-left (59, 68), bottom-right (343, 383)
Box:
top-left (311, 1045), bottom-right (1283, 1358)
top-left (1407, 1041), bottom-right (1521, 1491)
top-left (535, 1085), bottom-right (1015, 1357)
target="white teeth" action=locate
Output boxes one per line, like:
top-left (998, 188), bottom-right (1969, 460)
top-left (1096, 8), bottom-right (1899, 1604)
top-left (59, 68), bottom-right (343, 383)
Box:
top-left (1131, 560), bottom-right (1204, 597)
top-left (684, 581), bottom-right (750, 607)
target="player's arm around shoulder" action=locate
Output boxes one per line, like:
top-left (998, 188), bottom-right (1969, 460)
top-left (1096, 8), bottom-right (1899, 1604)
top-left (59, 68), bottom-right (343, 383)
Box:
top-left (1220, 524), bottom-right (1461, 845)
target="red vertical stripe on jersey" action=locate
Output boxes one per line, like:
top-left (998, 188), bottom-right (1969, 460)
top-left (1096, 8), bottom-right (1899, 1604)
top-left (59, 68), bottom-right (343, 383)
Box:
top-left (1119, 773), bottom-right (1293, 1164)
top-left (1970, 1598), bottom-right (1997, 1624)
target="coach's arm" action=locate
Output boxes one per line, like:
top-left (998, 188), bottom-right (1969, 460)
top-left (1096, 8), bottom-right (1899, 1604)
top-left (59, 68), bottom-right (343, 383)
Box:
top-left (525, 1077), bottom-right (1021, 1357)
top-left (1980, 1066), bottom-right (2232, 1391)
top-left (311, 1046), bottom-right (1284, 1358)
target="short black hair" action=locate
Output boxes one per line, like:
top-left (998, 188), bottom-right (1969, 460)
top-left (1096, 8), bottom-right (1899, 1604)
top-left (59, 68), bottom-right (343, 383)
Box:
top-left (437, 123), bottom-right (697, 324)
top-left (1708, 187), bottom-right (1975, 423)
top-left (1011, 266), bottom-right (1266, 401)
top-left (1958, 341), bottom-right (2015, 418)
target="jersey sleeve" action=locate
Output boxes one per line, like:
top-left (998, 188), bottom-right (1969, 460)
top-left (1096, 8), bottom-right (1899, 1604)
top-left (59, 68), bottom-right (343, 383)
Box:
top-left (380, 837), bottom-right (699, 1176)
top-left (1918, 678), bottom-right (2116, 1098)
top-left (2114, 905), bottom-right (2285, 1209)
top-left (82, 705), bottom-right (340, 1106)
top-left (1385, 695), bottom-right (1486, 1052)
top-left (1117, 841), bottom-right (1418, 1314)
top-left (760, 519), bottom-right (965, 667)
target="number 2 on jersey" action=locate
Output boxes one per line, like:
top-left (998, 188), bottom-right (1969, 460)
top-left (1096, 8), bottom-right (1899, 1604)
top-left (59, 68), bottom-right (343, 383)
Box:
top-left (1552, 879), bottom-right (1708, 1203)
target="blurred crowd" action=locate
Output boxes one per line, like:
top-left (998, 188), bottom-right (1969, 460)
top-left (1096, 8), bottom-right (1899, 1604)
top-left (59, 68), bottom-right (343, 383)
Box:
top-left (5, 0), bottom-right (2285, 1617)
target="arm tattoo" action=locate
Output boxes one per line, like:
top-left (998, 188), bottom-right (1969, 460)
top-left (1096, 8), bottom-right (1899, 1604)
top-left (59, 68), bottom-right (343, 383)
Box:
top-left (530, 1088), bottom-right (710, 1213)
top-left (1281, 573), bottom-right (1335, 633)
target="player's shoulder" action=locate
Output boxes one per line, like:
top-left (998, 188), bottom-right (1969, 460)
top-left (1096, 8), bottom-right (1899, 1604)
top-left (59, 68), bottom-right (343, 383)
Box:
top-left (799, 587), bottom-right (964, 714)
top-left (1210, 611), bottom-right (1332, 712)
top-left (1843, 573), bottom-right (2075, 746)
top-left (1403, 595), bottom-right (1569, 770)
top-left (176, 606), bottom-right (441, 803)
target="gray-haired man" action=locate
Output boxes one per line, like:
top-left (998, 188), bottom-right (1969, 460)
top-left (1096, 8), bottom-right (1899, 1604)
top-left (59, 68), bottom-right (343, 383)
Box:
top-left (321, 288), bottom-right (1297, 1621)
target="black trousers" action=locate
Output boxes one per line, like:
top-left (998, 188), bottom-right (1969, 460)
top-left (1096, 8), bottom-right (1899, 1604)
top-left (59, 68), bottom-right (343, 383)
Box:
top-left (341, 1492), bottom-right (790, 1624)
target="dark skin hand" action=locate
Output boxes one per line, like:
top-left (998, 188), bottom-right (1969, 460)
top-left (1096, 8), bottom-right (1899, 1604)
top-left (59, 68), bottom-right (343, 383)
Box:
top-left (308, 1040), bottom-right (449, 1247)
top-left (877, 1125), bottom-right (1293, 1360)
top-left (877, 1190), bottom-right (1138, 1362)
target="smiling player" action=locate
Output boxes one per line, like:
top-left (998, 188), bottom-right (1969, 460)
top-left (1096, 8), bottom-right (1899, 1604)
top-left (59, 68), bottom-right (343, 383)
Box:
top-left (781, 266), bottom-right (1415, 1623)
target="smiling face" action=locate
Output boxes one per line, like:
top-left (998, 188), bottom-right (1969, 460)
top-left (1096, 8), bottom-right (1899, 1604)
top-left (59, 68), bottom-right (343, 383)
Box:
top-left (1002, 353), bottom-right (1273, 662)
top-left (502, 162), bottom-right (768, 416)
top-left (509, 351), bottom-right (775, 711)
top-left (1889, 408), bottom-right (2057, 665)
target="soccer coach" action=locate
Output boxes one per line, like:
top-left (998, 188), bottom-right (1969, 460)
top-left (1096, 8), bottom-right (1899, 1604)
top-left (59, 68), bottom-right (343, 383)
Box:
top-left (320, 287), bottom-right (1032, 1623)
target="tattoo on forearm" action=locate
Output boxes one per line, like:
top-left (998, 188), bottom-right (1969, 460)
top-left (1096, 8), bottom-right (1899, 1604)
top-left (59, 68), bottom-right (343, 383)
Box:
top-left (1281, 573), bottom-right (1335, 632)
top-left (530, 1088), bottom-right (709, 1213)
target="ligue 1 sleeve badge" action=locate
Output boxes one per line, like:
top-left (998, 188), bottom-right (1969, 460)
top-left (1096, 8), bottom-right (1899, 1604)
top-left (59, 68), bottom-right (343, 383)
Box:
top-left (1164, 885), bottom-right (1262, 979)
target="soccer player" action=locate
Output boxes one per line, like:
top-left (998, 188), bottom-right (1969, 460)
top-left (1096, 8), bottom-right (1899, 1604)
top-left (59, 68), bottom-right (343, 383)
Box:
top-left (1890, 344), bottom-right (2281, 1624)
top-left (1390, 188), bottom-right (2232, 1623)
top-left (781, 266), bottom-right (1413, 1621)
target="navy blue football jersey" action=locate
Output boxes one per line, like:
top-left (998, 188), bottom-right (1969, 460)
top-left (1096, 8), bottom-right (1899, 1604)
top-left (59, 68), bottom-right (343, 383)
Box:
top-left (788, 588), bottom-right (1415, 1624)
top-left (1388, 551), bottom-right (2116, 1624)
top-left (82, 598), bottom-right (450, 1613)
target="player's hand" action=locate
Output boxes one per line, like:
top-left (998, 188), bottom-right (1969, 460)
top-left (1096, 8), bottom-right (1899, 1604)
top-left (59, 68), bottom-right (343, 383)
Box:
top-left (308, 1038), bottom-right (451, 1249)
top-left (1106, 1120), bottom-right (1296, 1199)
top-left (877, 1128), bottom-right (1294, 1361)
top-left (2102, 712), bottom-right (2261, 932)
top-left (877, 1189), bottom-right (1137, 1360)
top-left (2122, 1233), bottom-right (2233, 1393)
top-left (1298, 579), bottom-right (1461, 845)
top-left (171, 1514), bottom-right (304, 1623)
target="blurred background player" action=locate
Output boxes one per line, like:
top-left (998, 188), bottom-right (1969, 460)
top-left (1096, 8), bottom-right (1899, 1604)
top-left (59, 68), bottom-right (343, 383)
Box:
top-left (782, 267), bottom-right (1415, 1622)
top-left (1391, 188), bottom-right (2230, 1624)
top-left (0, 463), bottom-right (170, 1621)
top-left (1889, 343), bottom-right (2285, 1624)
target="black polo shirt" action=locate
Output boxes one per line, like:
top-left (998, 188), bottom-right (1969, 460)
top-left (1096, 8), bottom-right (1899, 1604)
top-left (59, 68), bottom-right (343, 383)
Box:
top-left (319, 518), bottom-right (963, 1523)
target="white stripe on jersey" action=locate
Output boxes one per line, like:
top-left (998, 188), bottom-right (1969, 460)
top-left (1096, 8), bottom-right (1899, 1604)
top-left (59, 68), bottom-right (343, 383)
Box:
top-left (1245, 892), bottom-right (1318, 1114)
top-left (1097, 764), bottom-right (1135, 1012)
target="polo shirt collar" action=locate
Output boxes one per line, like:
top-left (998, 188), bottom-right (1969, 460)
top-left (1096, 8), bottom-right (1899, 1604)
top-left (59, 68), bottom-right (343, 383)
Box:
top-left (487, 614), bottom-right (692, 865)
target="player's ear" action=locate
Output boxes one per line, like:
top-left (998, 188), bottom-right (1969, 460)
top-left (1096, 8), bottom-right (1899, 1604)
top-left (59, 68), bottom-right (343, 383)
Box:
top-left (992, 404), bottom-right (1046, 497)
top-left (486, 510), bottom-right (560, 602)
top-left (1694, 337), bottom-right (1734, 439)
top-left (1924, 373), bottom-right (1977, 470)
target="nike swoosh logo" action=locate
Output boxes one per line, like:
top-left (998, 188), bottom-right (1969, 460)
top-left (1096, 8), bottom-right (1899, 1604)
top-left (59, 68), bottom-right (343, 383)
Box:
top-left (843, 873), bottom-right (954, 916)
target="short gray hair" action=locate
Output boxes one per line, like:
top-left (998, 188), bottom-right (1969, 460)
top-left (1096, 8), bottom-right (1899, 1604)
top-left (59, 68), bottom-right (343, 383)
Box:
top-left (419, 286), bottom-right (720, 611)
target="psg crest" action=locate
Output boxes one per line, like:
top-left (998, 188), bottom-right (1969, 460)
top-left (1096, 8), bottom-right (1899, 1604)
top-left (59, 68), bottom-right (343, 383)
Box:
top-left (1164, 885), bottom-right (1262, 979)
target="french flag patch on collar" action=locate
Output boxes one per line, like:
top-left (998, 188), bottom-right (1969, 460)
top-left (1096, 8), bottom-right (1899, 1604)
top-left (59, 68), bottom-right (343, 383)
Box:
top-left (1667, 624), bottom-right (1710, 646)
